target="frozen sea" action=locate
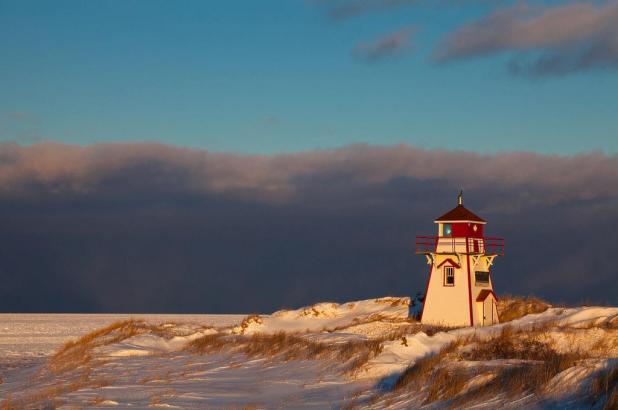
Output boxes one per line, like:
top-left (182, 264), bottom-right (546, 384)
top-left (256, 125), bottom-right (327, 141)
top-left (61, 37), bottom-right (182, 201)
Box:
top-left (0, 313), bottom-right (244, 370)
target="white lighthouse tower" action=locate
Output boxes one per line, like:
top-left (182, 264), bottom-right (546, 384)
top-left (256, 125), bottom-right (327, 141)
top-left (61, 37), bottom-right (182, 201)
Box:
top-left (416, 193), bottom-right (504, 327)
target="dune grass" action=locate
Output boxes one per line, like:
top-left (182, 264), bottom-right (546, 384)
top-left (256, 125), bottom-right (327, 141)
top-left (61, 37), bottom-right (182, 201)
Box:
top-left (188, 331), bottom-right (383, 372)
top-left (589, 363), bottom-right (618, 410)
top-left (0, 372), bottom-right (113, 409)
top-left (390, 324), bottom-right (601, 407)
top-left (393, 340), bottom-right (463, 393)
top-left (47, 319), bottom-right (144, 374)
top-left (498, 294), bottom-right (550, 322)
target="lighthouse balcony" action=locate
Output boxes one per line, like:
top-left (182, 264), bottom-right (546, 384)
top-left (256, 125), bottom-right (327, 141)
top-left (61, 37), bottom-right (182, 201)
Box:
top-left (415, 236), bottom-right (505, 256)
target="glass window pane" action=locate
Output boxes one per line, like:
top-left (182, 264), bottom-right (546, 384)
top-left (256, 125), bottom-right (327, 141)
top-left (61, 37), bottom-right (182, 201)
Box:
top-left (445, 266), bottom-right (454, 285)
top-left (443, 224), bottom-right (452, 236)
top-left (475, 271), bottom-right (489, 286)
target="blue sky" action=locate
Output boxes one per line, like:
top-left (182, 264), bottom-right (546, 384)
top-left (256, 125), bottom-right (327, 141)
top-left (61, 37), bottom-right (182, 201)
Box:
top-left (1, 0), bottom-right (617, 154)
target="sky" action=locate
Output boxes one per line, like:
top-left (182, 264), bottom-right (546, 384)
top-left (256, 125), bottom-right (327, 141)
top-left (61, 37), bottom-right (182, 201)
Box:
top-left (1, 0), bottom-right (617, 154)
top-left (0, 1), bottom-right (617, 313)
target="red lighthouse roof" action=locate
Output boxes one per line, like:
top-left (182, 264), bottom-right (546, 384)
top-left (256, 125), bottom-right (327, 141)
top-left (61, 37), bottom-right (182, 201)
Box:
top-left (435, 204), bottom-right (486, 223)
top-left (434, 192), bottom-right (486, 223)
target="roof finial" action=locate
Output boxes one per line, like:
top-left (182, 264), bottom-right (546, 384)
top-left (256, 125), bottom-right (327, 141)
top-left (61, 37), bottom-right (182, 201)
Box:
top-left (458, 190), bottom-right (463, 206)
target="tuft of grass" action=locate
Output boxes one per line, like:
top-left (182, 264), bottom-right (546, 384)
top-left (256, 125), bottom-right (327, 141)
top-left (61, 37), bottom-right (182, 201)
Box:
top-left (498, 295), bottom-right (550, 323)
top-left (463, 325), bottom-right (564, 362)
top-left (424, 366), bottom-right (468, 404)
top-left (588, 363), bottom-right (618, 410)
top-left (0, 373), bottom-right (112, 409)
top-left (389, 324), bottom-right (597, 407)
top-left (47, 320), bottom-right (145, 374)
top-left (188, 333), bottom-right (229, 354)
top-left (148, 388), bottom-right (177, 407)
top-left (446, 326), bottom-right (590, 406)
top-left (461, 326), bottom-right (585, 388)
top-left (422, 324), bottom-right (457, 336)
top-left (236, 314), bottom-right (263, 334)
top-left (0, 395), bottom-right (15, 410)
top-left (393, 340), bottom-right (462, 392)
top-left (325, 315), bottom-right (417, 334)
top-left (374, 323), bottom-right (422, 342)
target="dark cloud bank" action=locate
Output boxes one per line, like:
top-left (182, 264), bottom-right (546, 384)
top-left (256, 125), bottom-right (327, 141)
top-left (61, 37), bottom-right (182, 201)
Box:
top-left (0, 142), bottom-right (616, 313)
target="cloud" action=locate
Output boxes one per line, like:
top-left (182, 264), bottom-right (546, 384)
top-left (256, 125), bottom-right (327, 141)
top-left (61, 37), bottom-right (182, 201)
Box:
top-left (0, 142), bottom-right (615, 211)
top-left (0, 142), bottom-right (616, 312)
top-left (353, 27), bottom-right (416, 62)
top-left (434, 1), bottom-right (618, 76)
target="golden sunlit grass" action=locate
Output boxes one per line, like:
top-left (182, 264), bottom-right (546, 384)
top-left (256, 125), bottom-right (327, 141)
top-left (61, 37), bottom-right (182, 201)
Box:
top-left (0, 320), bottom-right (143, 409)
top-left (187, 331), bottom-right (383, 372)
top-left (389, 325), bottom-right (605, 407)
top-left (47, 319), bottom-right (143, 374)
top-left (392, 340), bottom-right (463, 393)
top-left (461, 325), bottom-right (569, 362)
top-left (589, 363), bottom-right (618, 410)
top-left (0, 372), bottom-right (113, 410)
top-left (46, 319), bottom-right (201, 375)
top-left (498, 294), bottom-right (550, 323)
top-left (148, 388), bottom-right (178, 407)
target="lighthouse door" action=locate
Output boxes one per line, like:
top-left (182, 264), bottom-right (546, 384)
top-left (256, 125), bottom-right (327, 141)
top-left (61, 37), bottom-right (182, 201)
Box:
top-left (483, 298), bottom-right (495, 326)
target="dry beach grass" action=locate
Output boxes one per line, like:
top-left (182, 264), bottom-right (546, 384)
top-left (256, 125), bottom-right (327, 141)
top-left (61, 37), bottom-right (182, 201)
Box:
top-left (497, 294), bottom-right (550, 323)
top-left (188, 331), bottom-right (384, 373)
top-left (388, 322), bottom-right (617, 408)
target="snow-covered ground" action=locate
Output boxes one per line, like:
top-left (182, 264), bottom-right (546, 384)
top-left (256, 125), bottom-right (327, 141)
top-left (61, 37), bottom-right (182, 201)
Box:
top-left (0, 313), bottom-right (244, 360)
top-left (1, 299), bottom-right (616, 409)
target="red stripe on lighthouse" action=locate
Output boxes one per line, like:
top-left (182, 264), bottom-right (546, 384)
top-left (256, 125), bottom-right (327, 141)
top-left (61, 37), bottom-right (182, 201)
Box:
top-left (466, 249), bottom-right (474, 326)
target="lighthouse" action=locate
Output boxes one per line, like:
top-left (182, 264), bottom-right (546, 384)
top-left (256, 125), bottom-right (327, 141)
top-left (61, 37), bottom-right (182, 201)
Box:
top-left (416, 193), bottom-right (504, 327)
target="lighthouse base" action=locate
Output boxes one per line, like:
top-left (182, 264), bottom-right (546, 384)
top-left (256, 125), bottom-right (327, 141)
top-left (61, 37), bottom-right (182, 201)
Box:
top-left (420, 253), bottom-right (500, 327)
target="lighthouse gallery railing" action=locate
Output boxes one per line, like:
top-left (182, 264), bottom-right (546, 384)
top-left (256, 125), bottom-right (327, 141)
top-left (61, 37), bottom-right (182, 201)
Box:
top-left (415, 236), bottom-right (505, 256)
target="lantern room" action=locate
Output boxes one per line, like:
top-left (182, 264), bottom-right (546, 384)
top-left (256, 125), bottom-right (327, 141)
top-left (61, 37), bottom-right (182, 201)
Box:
top-left (435, 192), bottom-right (485, 238)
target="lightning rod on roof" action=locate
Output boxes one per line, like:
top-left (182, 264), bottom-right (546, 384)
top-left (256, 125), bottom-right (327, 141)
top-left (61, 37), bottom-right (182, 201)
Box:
top-left (458, 190), bottom-right (463, 206)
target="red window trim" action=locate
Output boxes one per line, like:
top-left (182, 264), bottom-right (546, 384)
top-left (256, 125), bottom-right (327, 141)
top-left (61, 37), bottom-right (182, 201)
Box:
top-left (443, 266), bottom-right (455, 287)
top-left (437, 258), bottom-right (461, 269)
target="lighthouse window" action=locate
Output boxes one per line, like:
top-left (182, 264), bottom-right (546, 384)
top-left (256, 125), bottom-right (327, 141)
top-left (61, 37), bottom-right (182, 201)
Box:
top-left (443, 224), bottom-right (452, 237)
top-left (475, 271), bottom-right (490, 286)
top-left (444, 266), bottom-right (455, 286)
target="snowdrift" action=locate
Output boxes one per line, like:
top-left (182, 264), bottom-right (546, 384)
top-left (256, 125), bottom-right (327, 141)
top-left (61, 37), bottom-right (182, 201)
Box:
top-left (233, 296), bottom-right (410, 335)
top-left (356, 306), bottom-right (618, 380)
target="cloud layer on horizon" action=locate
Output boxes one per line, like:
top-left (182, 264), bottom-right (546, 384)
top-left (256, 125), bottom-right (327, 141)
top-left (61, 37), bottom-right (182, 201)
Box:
top-left (0, 142), bottom-right (616, 313)
top-left (0, 142), bottom-right (615, 209)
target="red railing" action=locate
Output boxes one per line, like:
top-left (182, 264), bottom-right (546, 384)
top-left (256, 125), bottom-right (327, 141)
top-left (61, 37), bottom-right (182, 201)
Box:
top-left (415, 236), bottom-right (505, 256)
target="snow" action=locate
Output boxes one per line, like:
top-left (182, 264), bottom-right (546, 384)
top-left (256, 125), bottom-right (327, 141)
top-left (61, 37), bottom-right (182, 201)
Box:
top-left (356, 331), bottom-right (457, 379)
top-left (233, 296), bottom-right (410, 335)
top-left (103, 328), bottom-right (220, 357)
top-left (1, 300), bottom-right (616, 409)
top-left (355, 306), bottom-right (618, 381)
